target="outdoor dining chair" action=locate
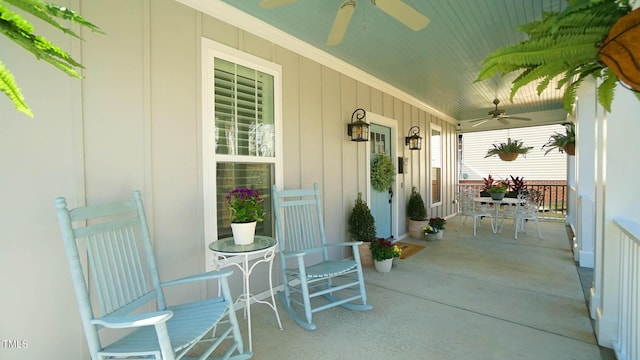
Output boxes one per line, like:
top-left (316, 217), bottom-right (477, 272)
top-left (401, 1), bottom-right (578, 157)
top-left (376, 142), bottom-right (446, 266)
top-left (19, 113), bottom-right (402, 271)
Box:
top-left (56, 191), bottom-right (251, 360)
top-left (514, 190), bottom-right (544, 239)
top-left (457, 187), bottom-right (493, 236)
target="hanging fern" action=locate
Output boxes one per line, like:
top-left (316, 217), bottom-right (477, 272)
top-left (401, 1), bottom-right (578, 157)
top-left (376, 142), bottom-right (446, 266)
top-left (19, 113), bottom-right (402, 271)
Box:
top-left (370, 153), bottom-right (395, 192)
top-left (475, 0), bottom-right (632, 113)
top-left (0, 0), bottom-right (103, 117)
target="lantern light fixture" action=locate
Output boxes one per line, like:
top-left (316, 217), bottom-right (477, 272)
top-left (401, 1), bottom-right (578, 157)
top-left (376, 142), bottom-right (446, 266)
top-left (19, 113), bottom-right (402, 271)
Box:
top-left (347, 108), bottom-right (369, 142)
top-left (405, 126), bottom-right (422, 150)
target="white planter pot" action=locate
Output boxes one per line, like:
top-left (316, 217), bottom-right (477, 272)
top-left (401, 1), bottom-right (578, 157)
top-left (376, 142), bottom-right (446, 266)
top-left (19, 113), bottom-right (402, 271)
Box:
top-left (231, 221), bottom-right (257, 245)
top-left (436, 230), bottom-right (444, 240)
top-left (374, 258), bottom-right (393, 273)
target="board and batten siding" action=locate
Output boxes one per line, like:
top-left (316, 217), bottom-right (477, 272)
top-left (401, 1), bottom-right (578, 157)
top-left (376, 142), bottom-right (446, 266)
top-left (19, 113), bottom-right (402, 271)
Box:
top-left (460, 124), bottom-right (568, 181)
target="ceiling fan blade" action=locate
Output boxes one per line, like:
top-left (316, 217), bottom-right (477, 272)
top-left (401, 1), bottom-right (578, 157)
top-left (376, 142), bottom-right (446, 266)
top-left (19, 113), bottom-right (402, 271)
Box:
top-left (259, 0), bottom-right (298, 9)
top-left (326, 1), bottom-right (356, 46)
top-left (468, 117), bottom-right (489, 123)
top-left (497, 118), bottom-right (510, 126)
top-left (471, 119), bottom-right (489, 128)
top-left (502, 116), bottom-right (531, 121)
top-left (372, 0), bottom-right (430, 31)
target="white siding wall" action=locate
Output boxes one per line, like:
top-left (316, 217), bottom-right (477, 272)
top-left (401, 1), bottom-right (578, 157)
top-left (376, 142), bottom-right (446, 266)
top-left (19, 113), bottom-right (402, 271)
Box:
top-left (461, 124), bottom-right (568, 181)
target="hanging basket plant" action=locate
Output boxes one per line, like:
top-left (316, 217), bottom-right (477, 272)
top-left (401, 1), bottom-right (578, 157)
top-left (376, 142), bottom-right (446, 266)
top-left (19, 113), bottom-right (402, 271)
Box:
top-left (371, 153), bottom-right (395, 192)
top-left (598, 7), bottom-right (640, 91)
top-left (475, 0), bottom-right (638, 113)
top-left (485, 138), bottom-right (533, 162)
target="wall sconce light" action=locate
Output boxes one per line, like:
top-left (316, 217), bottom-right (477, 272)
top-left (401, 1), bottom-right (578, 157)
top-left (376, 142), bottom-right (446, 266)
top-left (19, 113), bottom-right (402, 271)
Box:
top-left (405, 126), bottom-right (422, 150)
top-left (347, 108), bottom-right (369, 142)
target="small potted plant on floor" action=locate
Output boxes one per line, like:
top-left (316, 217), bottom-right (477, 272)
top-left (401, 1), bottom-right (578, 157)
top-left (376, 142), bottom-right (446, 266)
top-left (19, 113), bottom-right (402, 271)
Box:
top-left (370, 238), bottom-right (394, 273)
top-left (485, 138), bottom-right (533, 161)
top-left (486, 183), bottom-right (508, 201)
top-left (392, 244), bottom-right (402, 267)
top-left (348, 193), bottom-right (377, 267)
top-left (429, 217), bottom-right (447, 240)
top-left (423, 225), bottom-right (439, 241)
top-left (407, 187), bottom-right (429, 240)
top-left (542, 122), bottom-right (576, 156)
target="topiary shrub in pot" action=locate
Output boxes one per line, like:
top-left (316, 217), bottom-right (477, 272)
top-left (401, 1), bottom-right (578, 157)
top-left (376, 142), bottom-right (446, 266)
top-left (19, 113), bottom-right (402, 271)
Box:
top-left (407, 187), bottom-right (429, 240)
top-left (348, 193), bottom-right (377, 266)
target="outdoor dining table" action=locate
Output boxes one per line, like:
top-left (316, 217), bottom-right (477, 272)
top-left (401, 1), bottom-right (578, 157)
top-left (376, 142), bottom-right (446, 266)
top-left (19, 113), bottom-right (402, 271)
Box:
top-left (474, 196), bottom-right (524, 233)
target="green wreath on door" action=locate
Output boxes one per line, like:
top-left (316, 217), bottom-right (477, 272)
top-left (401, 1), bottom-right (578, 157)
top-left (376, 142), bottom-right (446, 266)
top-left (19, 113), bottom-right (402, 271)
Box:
top-left (371, 153), bottom-right (395, 192)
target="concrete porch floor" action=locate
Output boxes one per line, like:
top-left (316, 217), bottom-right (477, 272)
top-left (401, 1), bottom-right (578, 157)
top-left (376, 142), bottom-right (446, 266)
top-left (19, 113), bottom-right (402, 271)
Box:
top-left (213, 217), bottom-right (615, 359)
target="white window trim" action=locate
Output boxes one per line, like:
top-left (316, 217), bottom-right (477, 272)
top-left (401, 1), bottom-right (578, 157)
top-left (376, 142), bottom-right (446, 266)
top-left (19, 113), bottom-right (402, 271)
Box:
top-left (201, 38), bottom-right (283, 270)
top-left (430, 123), bottom-right (443, 208)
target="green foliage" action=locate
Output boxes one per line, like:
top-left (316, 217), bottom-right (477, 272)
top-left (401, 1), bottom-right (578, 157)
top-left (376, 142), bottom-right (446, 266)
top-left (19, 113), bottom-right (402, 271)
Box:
top-left (542, 122), bottom-right (576, 155)
top-left (485, 138), bottom-right (533, 158)
top-left (369, 238), bottom-right (394, 261)
top-left (475, 0), bottom-right (632, 113)
top-left (0, 0), bottom-right (103, 117)
top-left (407, 186), bottom-right (427, 221)
top-left (348, 193), bottom-right (376, 242)
top-left (370, 153), bottom-right (395, 192)
top-left (428, 217), bottom-right (446, 231)
top-left (486, 184), bottom-right (508, 194)
top-left (509, 175), bottom-right (527, 193)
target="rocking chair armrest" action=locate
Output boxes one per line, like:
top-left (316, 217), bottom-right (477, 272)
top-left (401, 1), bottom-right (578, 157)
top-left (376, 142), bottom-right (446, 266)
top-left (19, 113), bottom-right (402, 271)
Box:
top-left (325, 241), bottom-right (362, 248)
top-left (91, 311), bottom-right (173, 329)
top-left (160, 268), bottom-right (233, 288)
top-left (282, 250), bottom-right (306, 258)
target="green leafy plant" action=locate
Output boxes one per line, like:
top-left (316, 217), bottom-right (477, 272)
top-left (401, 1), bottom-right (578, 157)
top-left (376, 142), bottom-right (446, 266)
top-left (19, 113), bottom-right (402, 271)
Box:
top-left (475, 0), bottom-right (634, 113)
top-left (348, 193), bottom-right (376, 242)
top-left (0, 0), bottom-right (103, 117)
top-left (486, 184), bottom-right (508, 194)
top-left (226, 188), bottom-right (265, 223)
top-left (370, 153), bottom-right (395, 192)
top-left (369, 238), bottom-right (394, 261)
top-left (542, 122), bottom-right (576, 155)
top-left (485, 138), bottom-right (533, 158)
top-left (407, 186), bottom-right (427, 221)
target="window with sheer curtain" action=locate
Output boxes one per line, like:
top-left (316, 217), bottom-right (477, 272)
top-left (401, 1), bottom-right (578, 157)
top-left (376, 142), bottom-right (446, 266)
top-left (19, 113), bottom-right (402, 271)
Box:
top-left (202, 40), bottom-right (281, 248)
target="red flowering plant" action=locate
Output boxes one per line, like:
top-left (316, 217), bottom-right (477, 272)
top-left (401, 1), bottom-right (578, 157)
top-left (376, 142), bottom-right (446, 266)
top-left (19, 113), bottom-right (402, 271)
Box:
top-left (369, 238), bottom-right (395, 261)
top-left (428, 217), bottom-right (447, 231)
top-left (226, 188), bottom-right (265, 223)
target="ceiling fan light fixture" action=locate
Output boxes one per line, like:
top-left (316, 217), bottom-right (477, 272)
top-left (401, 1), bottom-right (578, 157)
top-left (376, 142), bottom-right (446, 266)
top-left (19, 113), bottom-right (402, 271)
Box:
top-left (371, 0), bottom-right (430, 31)
top-left (326, 0), bottom-right (356, 46)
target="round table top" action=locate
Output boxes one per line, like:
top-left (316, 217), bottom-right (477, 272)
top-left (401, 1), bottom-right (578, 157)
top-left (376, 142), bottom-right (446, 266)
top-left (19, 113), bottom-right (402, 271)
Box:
top-left (209, 235), bottom-right (277, 254)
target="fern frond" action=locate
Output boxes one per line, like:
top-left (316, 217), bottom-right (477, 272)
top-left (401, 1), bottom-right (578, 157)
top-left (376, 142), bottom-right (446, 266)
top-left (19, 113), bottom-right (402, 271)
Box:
top-left (2, 0), bottom-right (103, 38)
top-left (0, 60), bottom-right (33, 117)
top-left (598, 67), bottom-right (617, 112)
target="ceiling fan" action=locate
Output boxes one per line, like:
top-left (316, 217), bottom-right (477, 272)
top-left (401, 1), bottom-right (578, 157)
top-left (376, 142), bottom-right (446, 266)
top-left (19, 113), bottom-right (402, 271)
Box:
top-left (259, 0), bottom-right (430, 46)
top-left (467, 98), bottom-right (531, 128)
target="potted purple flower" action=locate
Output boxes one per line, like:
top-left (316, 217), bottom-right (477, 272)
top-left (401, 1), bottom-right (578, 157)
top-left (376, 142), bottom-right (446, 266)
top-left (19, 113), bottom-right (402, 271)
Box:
top-left (226, 188), bottom-right (265, 245)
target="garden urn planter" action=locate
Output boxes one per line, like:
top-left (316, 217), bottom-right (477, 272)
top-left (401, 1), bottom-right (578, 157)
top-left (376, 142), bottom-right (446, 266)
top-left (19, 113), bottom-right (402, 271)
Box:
top-left (408, 219), bottom-right (429, 240)
top-left (358, 242), bottom-right (374, 267)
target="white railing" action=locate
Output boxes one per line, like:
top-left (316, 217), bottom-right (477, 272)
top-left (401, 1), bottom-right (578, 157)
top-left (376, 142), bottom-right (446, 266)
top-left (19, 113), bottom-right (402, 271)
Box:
top-left (613, 218), bottom-right (640, 360)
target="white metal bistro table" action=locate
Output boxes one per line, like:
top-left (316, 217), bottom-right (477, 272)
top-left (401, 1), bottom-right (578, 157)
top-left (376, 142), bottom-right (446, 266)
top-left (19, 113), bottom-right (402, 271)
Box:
top-left (474, 197), bottom-right (523, 233)
top-left (209, 235), bottom-right (283, 351)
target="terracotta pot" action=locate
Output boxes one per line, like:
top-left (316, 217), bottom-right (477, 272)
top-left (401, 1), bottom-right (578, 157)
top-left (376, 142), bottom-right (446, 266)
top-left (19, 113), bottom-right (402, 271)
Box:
top-left (563, 143), bottom-right (575, 156)
top-left (498, 153), bottom-right (518, 161)
top-left (598, 8), bottom-right (640, 91)
top-left (358, 242), bottom-right (373, 267)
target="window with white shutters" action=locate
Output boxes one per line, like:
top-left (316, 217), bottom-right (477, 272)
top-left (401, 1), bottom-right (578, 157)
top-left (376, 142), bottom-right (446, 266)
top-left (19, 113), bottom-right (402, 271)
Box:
top-left (202, 39), bottom-right (282, 256)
